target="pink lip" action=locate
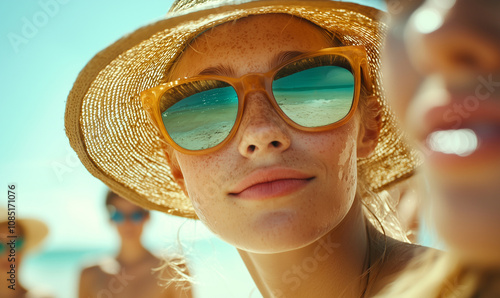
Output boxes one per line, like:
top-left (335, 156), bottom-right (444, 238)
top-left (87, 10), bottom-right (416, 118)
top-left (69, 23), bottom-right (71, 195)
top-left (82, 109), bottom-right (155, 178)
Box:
top-left (420, 98), bottom-right (500, 142)
top-left (228, 167), bottom-right (315, 200)
top-left (420, 96), bottom-right (500, 165)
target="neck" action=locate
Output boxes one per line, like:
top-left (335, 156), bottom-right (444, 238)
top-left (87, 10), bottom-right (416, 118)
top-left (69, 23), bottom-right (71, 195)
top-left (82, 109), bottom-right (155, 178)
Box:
top-left (116, 238), bottom-right (150, 265)
top-left (238, 198), bottom-right (370, 298)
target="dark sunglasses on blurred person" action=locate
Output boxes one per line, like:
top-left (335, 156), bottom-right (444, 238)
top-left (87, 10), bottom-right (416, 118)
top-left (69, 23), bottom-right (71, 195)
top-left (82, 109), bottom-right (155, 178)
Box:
top-left (109, 210), bottom-right (148, 224)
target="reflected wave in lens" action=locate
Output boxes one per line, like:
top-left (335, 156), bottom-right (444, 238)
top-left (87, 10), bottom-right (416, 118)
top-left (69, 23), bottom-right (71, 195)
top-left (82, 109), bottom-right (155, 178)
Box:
top-left (162, 85), bottom-right (238, 150)
top-left (273, 66), bottom-right (354, 127)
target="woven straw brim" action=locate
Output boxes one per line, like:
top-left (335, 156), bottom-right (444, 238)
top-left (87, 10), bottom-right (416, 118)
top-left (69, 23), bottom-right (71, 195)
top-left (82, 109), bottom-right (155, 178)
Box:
top-left (65, 0), bottom-right (420, 219)
top-left (1, 208), bottom-right (49, 253)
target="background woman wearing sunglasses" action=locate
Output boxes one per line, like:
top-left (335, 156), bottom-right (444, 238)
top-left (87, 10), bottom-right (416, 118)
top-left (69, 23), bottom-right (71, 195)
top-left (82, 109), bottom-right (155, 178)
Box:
top-left (78, 191), bottom-right (192, 298)
top-left (65, 0), bottom-right (426, 296)
top-left (0, 208), bottom-right (51, 298)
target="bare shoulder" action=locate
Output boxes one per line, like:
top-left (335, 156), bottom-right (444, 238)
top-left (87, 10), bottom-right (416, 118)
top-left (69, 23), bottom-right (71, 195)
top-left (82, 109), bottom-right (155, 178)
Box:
top-left (79, 265), bottom-right (101, 282)
top-left (370, 237), bottom-right (438, 295)
top-left (384, 238), bottom-right (430, 272)
top-left (81, 264), bottom-right (102, 274)
top-left (78, 264), bottom-right (108, 298)
top-left (80, 258), bottom-right (116, 279)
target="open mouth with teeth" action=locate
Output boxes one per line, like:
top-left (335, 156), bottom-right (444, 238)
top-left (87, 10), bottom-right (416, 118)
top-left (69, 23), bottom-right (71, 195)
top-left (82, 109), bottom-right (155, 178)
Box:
top-left (427, 129), bottom-right (479, 156)
top-left (426, 124), bottom-right (500, 158)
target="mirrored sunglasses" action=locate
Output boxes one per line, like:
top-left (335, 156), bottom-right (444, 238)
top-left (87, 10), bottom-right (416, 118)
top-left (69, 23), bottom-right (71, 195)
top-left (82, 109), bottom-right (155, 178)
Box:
top-left (141, 46), bottom-right (372, 154)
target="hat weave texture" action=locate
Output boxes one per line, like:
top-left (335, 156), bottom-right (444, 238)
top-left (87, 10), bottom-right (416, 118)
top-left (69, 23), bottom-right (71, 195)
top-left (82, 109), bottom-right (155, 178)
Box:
top-left (65, 0), bottom-right (420, 219)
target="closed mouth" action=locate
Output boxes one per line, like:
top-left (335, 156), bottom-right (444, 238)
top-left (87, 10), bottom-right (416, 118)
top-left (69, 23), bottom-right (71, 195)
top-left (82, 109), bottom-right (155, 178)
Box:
top-left (229, 167), bottom-right (315, 200)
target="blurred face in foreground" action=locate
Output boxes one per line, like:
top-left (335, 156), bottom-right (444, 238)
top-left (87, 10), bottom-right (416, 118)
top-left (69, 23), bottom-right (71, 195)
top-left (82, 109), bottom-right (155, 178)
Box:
top-left (383, 0), bottom-right (500, 264)
top-left (166, 14), bottom-right (378, 253)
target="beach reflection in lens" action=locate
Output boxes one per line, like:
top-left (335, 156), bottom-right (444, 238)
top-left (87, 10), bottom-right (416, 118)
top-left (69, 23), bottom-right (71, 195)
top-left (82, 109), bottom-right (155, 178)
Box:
top-left (273, 65), bottom-right (354, 127)
top-left (162, 83), bottom-right (239, 150)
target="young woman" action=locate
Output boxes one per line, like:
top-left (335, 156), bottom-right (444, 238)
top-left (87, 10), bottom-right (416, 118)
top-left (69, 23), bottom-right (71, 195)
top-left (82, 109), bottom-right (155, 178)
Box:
top-left (78, 191), bottom-right (192, 298)
top-left (65, 1), bottom-right (424, 296)
top-left (379, 0), bottom-right (500, 296)
top-left (0, 208), bottom-right (50, 298)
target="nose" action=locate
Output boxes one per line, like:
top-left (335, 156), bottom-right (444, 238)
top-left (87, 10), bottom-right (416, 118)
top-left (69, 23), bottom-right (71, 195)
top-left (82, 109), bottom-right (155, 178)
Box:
top-left (406, 0), bottom-right (500, 75)
top-left (237, 92), bottom-right (291, 158)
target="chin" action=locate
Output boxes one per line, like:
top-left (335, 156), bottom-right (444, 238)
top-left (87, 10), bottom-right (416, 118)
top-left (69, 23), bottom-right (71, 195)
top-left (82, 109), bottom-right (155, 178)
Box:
top-left (227, 209), bottom-right (338, 254)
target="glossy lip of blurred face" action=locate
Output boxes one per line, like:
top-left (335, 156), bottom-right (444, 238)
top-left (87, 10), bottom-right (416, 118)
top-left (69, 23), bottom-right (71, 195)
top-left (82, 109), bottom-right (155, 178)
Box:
top-left (383, 0), bottom-right (500, 263)
top-left (168, 14), bottom-right (366, 253)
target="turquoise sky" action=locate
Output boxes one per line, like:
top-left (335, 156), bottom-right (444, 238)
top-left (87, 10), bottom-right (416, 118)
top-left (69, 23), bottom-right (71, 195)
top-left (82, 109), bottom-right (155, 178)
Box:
top-left (0, 0), bottom-right (186, 250)
top-left (0, 1), bottom-right (257, 297)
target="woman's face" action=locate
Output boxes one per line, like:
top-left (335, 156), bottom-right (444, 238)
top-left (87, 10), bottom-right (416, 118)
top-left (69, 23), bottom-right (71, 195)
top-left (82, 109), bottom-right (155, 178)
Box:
top-left (168, 14), bottom-right (377, 253)
top-left (383, 0), bottom-right (500, 264)
top-left (109, 197), bottom-right (149, 241)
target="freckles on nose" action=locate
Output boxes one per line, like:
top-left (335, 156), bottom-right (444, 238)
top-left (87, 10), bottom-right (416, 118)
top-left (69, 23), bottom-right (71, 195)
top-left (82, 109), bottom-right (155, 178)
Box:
top-left (239, 95), bottom-right (285, 131)
top-left (236, 94), bottom-right (292, 155)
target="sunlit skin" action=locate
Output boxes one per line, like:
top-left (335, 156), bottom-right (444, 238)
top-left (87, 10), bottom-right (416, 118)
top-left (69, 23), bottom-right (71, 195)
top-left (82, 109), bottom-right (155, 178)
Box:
top-left (167, 14), bottom-right (421, 297)
top-left (383, 0), bottom-right (500, 265)
top-left (78, 195), bottom-right (192, 298)
top-left (170, 15), bottom-right (364, 253)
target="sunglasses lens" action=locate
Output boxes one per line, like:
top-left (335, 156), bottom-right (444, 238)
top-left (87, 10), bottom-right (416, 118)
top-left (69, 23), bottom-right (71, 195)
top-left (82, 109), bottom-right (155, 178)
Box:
top-left (161, 80), bottom-right (239, 151)
top-left (110, 211), bottom-right (125, 223)
top-left (130, 211), bottom-right (146, 222)
top-left (273, 56), bottom-right (355, 127)
top-left (16, 238), bottom-right (24, 251)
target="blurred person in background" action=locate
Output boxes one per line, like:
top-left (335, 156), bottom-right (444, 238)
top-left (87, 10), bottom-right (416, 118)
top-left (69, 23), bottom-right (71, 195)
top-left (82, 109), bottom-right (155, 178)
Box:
top-left (0, 208), bottom-right (51, 298)
top-left (379, 0), bottom-right (500, 296)
top-left (78, 191), bottom-right (192, 298)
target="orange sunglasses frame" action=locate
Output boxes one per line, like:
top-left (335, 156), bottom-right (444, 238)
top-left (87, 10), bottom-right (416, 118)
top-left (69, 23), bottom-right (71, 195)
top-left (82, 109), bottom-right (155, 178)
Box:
top-left (141, 45), bottom-right (373, 155)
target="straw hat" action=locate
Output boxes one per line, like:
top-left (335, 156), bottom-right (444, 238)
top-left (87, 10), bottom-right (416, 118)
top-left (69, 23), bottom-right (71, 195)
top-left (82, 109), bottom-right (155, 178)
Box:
top-left (0, 208), bottom-right (49, 253)
top-left (65, 0), bottom-right (420, 219)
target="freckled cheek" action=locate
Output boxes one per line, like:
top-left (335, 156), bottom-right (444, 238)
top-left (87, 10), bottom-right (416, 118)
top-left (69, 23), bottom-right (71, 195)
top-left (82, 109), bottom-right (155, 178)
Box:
top-left (303, 123), bottom-right (356, 161)
top-left (305, 123), bottom-right (358, 194)
top-left (174, 152), bottom-right (237, 225)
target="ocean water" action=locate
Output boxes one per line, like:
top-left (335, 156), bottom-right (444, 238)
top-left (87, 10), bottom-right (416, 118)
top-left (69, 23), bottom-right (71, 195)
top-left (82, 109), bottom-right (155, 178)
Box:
top-left (21, 238), bottom-right (262, 298)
